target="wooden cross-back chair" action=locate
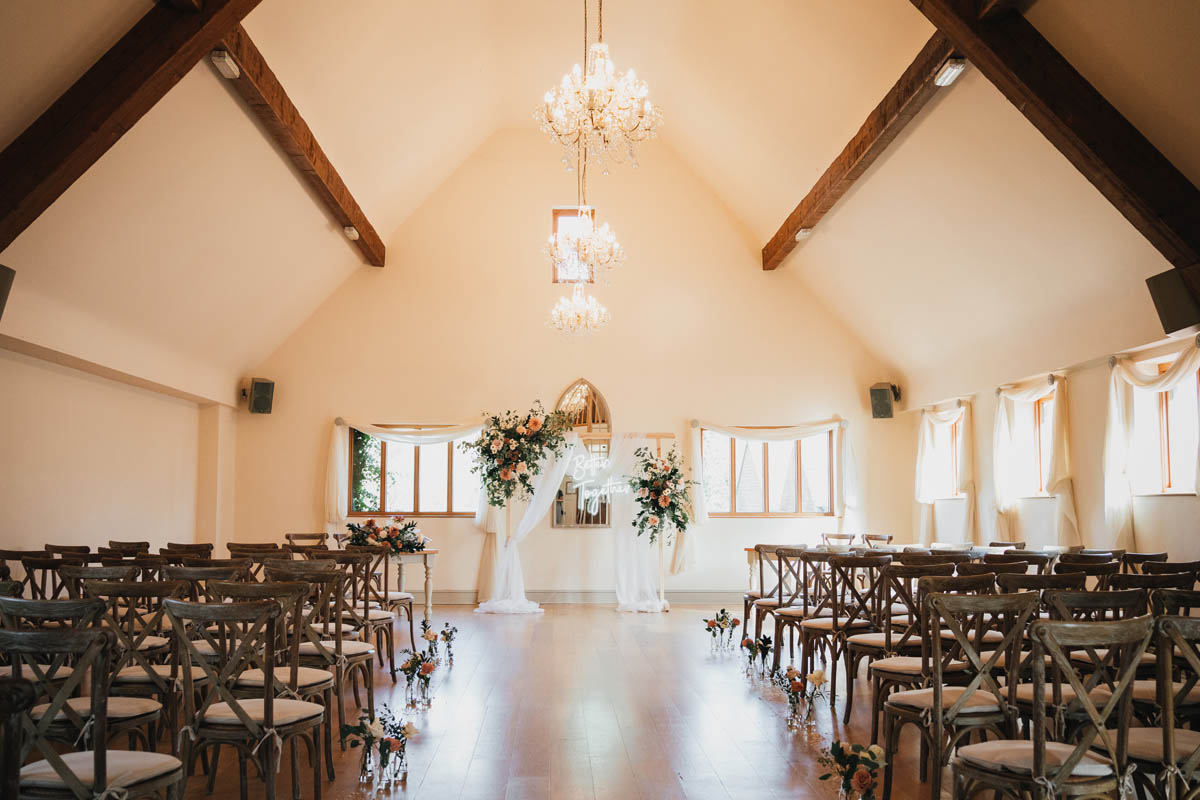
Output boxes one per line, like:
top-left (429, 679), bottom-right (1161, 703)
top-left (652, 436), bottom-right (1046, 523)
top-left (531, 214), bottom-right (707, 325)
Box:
top-left (862, 562), bottom-right (956, 745)
top-left (743, 544), bottom-right (789, 640)
top-left (1136, 615), bottom-right (1200, 800)
top-left (1044, 589), bottom-right (1157, 687)
top-left (754, 546), bottom-right (797, 642)
top-left (957, 561), bottom-right (1030, 580)
top-left (1110, 571), bottom-right (1195, 602)
top-left (769, 549), bottom-right (830, 671)
top-left (1147, 560), bottom-right (1200, 578)
top-left (1059, 552), bottom-right (1116, 566)
top-left (799, 553), bottom-right (892, 722)
top-left (160, 542), bottom-right (214, 559)
top-left (988, 540), bottom-right (1026, 549)
top-left (210, 579), bottom-right (337, 782)
top-left (107, 541), bottom-right (150, 554)
top-left (19, 557), bottom-right (72, 601)
top-left (325, 551), bottom-right (389, 678)
top-left (992, 550), bottom-right (1054, 574)
top-left (0, 675), bottom-right (37, 799)
top-left (1153, 589), bottom-right (1200, 617)
top-left (952, 615), bottom-right (1152, 800)
top-left (99, 555), bottom-right (165, 582)
top-left (58, 565), bottom-right (138, 599)
top-left (345, 543), bottom-right (403, 670)
top-left (863, 533), bottom-right (894, 548)
top-left (1054, 559), bottom-right (1120, 589)
top-left (165, 597), bottom-right (325, 800)
top-left (44, 545), bottom-right (89, 557)
top-left (1123, 551), bottom-right (1169, 574)
top-left (0, 627), bottom-right (184, 800)
top-left (0, 597), bottom-right (104, 703)
top-left (284, 532), bottom-right (328, 547)
top-left (880, 573), bottom-right (995, 799)
top-left (822, 533), bottom-right (856, 548)
top-left (0, 549), bottom-right (47, 594)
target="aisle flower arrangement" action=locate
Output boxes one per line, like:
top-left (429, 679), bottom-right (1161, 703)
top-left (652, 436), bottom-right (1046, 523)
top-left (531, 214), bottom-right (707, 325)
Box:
top-left (774, 666), bottom-right (828, 728)
top-left (741, 635), bottom-right (759, 675)
top-left (345, 515), bottom-right (425, 558)
top-left (340, 706), bottom-right (419, 785)
top-left (441, 622), bottom-right (459, 665)
top-left (703, 609), bottom-right (738, 652)
top-left (421, 619), bottom-right (439, 660)
top-left (819, 740), bottom-right (885, 800)
top-left (755, 633), bottom-right (773, 676)
top-left (628, 446), bottom-right (693, 544)
top-left (461, 403), bottom-right (570, 507)
top-left (397, 649), bottom-right (438, 708)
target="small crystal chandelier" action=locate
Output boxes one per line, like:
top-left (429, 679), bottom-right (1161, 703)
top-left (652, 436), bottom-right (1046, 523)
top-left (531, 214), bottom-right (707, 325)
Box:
top-left (549, 284), bottom-right (611, 337)
top-left (545, 153), bottom-right (626, 285)
top-left (537, 0), bottom-right (662, 172)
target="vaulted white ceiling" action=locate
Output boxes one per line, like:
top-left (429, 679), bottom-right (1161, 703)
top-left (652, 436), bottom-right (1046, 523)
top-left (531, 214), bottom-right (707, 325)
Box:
top-left (0, 0), bottom-right (1196, 405)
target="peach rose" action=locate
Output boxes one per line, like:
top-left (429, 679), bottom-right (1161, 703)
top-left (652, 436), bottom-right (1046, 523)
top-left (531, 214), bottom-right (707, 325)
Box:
top-left (648, 515), bottom-right (660, 527)
top-left (419, 662), bottom-right (435, 676)
top-left (516, 425), bottom-right (527, 435)
top-left (851, 768), bottom-right (875, 795)
top-left (389, 739), bottom-right (404, 752)
top-left (658, 496), bottom-right (670, 508)
top-left (516, 461), bottom-right (528, 474)
top-left (741, 637), bottom-right (753, 648)
top-left (527, 416), bottom-right (543, 432)
top-left (789, 679), bottom-right (804, 693)
top-left (705, 620), bottom-right (715, 629)
top-left (731, 618), bottom-right (740, 627)
top-left (500, 468), bottom-right (513, 481)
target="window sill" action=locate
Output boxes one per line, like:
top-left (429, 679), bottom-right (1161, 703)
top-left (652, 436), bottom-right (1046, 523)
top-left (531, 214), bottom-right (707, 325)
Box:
top-left (1131, 492), bottom-right (1198, 498)
top-left (348, 512), bottom-right (476, 519)
top-left (1018, 494), bottom-right (1054, 501)
top-left (708, 512), bottom-right (835, 519)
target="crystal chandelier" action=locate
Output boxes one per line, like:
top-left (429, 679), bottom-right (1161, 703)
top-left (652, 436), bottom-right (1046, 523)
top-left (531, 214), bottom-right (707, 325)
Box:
top-left (548, 284), bottom-right (611, 337)
top-left (545, 153), bottom-right (626, 284)
top-left (537, 0), bottom-right (662, 171)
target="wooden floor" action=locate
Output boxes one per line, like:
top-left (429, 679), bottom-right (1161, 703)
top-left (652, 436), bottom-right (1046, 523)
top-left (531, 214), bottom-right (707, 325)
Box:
top-left (184, 604), bottom-right (935, 800)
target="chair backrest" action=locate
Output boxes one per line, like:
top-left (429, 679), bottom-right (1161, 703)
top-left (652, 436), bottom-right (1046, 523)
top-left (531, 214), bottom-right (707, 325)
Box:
top-left (1053, 560), bottom-right (1119, 589)
top-left (916, 574), bottom-right (994, 678)
top-left (19, 557), bottom-right (71, 601)
top-left (106, 540), bottom-right (150, 554)
top-left (1028, 616), bottom-right (1152, 795)
top-left (957, 561), bottom-right (1029, 579)
top-left (0, 550), bottom-right (47, 590)
top-left (262, 563), bottom-right (344, 666)
top-left (1045, 589), bottom-right (1144, 622)
top-left (99, 554), bottom-right (165, 581)
top-left (772, 547), bottom-right (805, 609)
top-left (180, 557), bottom-right (253, 571)
top-left (210, 581), bottom-right (308, 694)
top-left (345, 544), bottom-right (391, 608)
top-left (881, 563), bottom-right (955, 655)
top-left (1151, 588), bottom-right (1200, 617)
top-left (58, 565), bottom-right (138, 599)
top-left (0, 597), bottom-right (104, 631)
top-left (0, 628), bottom-right (114, 798)
top-left (1121, 551), bottom-right (1168, 574)
top-left (1080, 548), bottom-right (1125, 560)
top-left (894, 552), bottom-right (973, 566)
top-left (326, 552), bottom-right (372, 627)
top-left (1109, 571), bottom-right (1194, 596)
top-left (284, 532), bottom-right (328, 546)
top-left (752, 544), bottom-right (788, 601)
top-left (81, 580), bottom-right (187, 691)
top-left (227, 542), bottom-right (281, 553)
top-left (821, 533), bottom-right (856, 548)
top-left (1059, 552), bottom-right (1115, 565)
top-left (288, 544), bottom-right (332, 558)
top-left (995, 572), bottom-right (1086, 594)
top-left (44, 545), bottom-right (89, 556)
top-left (989, 550), bottom-right (1053, 574)
top-left (988, 540), bottom-right (1026, 549)
top-left (1157, 614), bottom-right (1200, 788)
top-left (163, 566), bottom-right (249, 600)
top-left (161, 542), bottom-right (215, 557)
top-left (800, 551), bottom-right (837, 617)
top-left (828, 554), bottom-right (892, 631)
top-left (863, 534), bottom-right (894, 547)
top-left (1145, 561), bottom-right (1200, 586)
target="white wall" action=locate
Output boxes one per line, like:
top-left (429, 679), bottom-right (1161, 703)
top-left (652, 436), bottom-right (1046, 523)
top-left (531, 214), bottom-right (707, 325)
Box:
top-left (0, 349), bottom-right (200, 552)
top-left (233, 128), bottom-right (914, 596)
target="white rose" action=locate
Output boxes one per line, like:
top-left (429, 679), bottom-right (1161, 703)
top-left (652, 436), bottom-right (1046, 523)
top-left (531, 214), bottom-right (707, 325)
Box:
top-left (401, 723), bottom-right (418, 738)
top-left (366, 719), bottom-right (385, 738)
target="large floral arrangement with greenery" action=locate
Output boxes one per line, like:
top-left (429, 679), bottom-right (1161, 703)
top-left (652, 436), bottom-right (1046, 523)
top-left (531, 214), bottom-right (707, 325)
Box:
top-left (461, 402), bottom-right (569, 507)
top-left (346, 515), bottom-right (425, 559)
top-left (629, 446), bottom-right (693, 543)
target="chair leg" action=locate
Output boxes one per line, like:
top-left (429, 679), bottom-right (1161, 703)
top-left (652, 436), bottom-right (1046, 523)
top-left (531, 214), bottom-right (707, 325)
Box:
top-left (870, 674), bottom-right (882, 745)
top-left (336, 665), bottom-right (348, 751)
top-left (313, 727), bottom-right (323, 800)
top-left (237, 747), bottom-right (249, 800)
top-left (406, 601), bottom-right (416, 651)
top-left (290, 737), bottom-right (300, 800)
top-left (882, 712), bottom-right (897, 800)
top-left (365, 661), bottom-right (376, 722)
top-left (323, 688), bottom-right (336, 779)
top-left (843, 649), bottom-right (856, 724)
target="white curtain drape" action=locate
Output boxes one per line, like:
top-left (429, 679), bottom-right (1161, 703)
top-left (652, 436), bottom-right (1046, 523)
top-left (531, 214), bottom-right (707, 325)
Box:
top-left (475, 433), bottom-right (582, 615)
top-left (686, 418), bottom-right (854, 568)
top-left (1104, 341), bottom-right (1200, 550)
top-left (993, 375), bottom-right (1079, 547)
top-left (324, 417), bottom-right (484, 535)
top-left (914, 401), bottom-right (976, 545)
top-left (605, 435), bottom-right (668, 612)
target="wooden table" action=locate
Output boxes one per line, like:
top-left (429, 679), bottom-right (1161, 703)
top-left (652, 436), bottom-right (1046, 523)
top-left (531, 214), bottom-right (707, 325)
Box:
top-left (394, 548), bottom-right (439, 620)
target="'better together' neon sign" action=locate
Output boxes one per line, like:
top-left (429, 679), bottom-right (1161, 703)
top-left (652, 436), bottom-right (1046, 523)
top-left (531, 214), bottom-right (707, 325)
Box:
top-left (567, 450), bottom-right (630, 514)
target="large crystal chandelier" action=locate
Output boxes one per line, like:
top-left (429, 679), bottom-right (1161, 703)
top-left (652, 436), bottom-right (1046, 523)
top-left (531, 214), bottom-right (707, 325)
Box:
top-left (537, 0), bottom-right (662, 172)
top-left (549, 284), bottom-right (611, 337)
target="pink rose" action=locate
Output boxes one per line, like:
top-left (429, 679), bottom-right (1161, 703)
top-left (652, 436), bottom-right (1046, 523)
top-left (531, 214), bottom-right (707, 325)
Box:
top-left (648, 515), bottom-right (660, 527)
top-left (516, 462), bottom-right (528, 474)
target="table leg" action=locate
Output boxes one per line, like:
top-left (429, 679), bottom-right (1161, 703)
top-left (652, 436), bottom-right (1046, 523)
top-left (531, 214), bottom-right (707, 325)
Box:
top-left (423, 560), bottom-right (433, 620)
top-left (747, 552), bottom-right (756, 591)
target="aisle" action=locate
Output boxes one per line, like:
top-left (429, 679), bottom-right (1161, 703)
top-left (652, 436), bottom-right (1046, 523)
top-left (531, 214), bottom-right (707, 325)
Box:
top-left (187, 604), bottom-right (932, 799)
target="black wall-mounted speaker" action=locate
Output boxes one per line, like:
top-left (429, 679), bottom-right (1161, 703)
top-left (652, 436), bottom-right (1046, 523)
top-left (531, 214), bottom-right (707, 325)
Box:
top-left (1146, 265), bottom-right (1200, 336)
top-left (0, 265), bottom-right (13, 322)
top-left (248, 378), bottom-right (274, 414)
top-left (870, 382), bottom-right (901, 419)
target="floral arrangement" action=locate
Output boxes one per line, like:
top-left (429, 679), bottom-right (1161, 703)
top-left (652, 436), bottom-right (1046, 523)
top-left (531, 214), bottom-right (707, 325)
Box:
top-left (420, 619), bottom-right (438, 659)
top-left (345, 515), bottom-right (425, 558)
top-left (819, 740), bottom-right (886, 800)
top-left (755, 633), bottom-right (773, 673)
top-left (440, 623), bottom-right (458, 664)
top-left (741, 635), bottom-right (759, 671)
top-left (629, 446), bottom-right (693, 544)
top-left (397, 649), bottom-right (438, 707)
top-left (340, 705), bottom-right (418, 784)
top-left (774, 666), bottom-right (828, 727)
top-left (703, 609), bottom-right (738, 652)
top-left (461, 403), bottom-right (569, 507)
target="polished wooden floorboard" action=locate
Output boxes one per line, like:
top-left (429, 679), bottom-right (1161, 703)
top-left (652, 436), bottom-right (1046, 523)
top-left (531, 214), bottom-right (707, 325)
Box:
top-left (183, 604), bottom-right (933, 799)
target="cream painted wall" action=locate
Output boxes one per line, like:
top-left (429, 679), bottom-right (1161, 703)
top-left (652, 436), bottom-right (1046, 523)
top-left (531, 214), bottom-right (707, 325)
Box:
top-left (0, 349), bottom-right (199, 552)
top-left (233, 128), bottom-right (914, 595)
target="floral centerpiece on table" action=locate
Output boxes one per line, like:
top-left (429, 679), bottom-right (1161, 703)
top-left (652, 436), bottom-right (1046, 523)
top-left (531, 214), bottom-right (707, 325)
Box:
top-left (629, 446), bottom-right (693, 544)
top-left (703, 608), bottom-right (738, 652)
top-left (441, 623), bottom-right (458, 665)
top-left (340, 705), bottom-right (418, 785)
top-left (819, 740), bottom-right (886, 800)
top-left (461, 403), bottom-right (570, 508)
top-left (345, 515), bottom-right (425, 559)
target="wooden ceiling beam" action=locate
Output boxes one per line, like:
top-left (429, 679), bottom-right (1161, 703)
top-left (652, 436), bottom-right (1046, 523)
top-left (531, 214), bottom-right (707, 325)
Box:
top-left (909, 0), bottom-right (1200, 270)
top-left (0, 0), bottom-right (263, 255)
top-left (213, 26), bottom-right (385, 266)
top-left (761, 33), bottom-right (958, 271)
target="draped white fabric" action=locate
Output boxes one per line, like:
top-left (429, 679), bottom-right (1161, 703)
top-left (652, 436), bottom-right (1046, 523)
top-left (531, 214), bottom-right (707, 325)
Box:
top-left (607, 435), bottom-right (668, 612)
top-left (475, 433), bottom-right (582, 615)
top-left (914, 402), bottom-right (976, 545)
top-left (992, 376), bottom-right (1080, 547)
top-left (1104, 341), bottom-right (1200, 550)
top-left (323, 417), bottom-right (485, 535)
top-left (687, 418), bottom-right (853, 564)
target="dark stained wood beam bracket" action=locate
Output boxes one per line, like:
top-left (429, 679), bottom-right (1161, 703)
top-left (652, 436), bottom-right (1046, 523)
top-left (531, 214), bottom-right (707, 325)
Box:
top-left (0, 0), bottom-right (263, 255)
top-left (761, 33), bottom-right (959, 270)
top-left (909, 0), bottom-right (1200, 271)
top-left (213, 26), bottom-right (385, 266)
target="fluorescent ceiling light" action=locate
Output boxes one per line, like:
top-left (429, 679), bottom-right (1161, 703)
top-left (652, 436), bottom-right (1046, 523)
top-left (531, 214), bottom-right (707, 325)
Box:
top-left (934, 59), bottom-right (966, 87)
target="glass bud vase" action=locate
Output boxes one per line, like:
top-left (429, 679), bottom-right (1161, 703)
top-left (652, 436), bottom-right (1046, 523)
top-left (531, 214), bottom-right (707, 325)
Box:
top-left (418, 678), bottom-right (433, 708)
top-left (358, 746), bottom-right (376, 784)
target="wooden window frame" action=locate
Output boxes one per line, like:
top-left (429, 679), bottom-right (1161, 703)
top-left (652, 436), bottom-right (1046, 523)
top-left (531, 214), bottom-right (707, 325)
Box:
top-left (1153, 362), bottom-right (1200, 494)
top-left (347, 425), bottom-right (477, 518)
top-left (702, 427), bottom-right (835, 519)
top-left (550, 207), bottom-right (596, 284)
top-left (1031, 391), bottom-right (1055, 496)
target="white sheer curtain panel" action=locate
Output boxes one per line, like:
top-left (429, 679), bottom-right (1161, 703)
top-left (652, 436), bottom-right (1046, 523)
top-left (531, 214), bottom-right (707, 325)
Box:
top-left (914, 401), bottom-right (976, 545)
top-left (604, 435), bottom-right (668, 612)
top-left (476, 433), bottom-right (582, 615)
top-left (324, 417), bottom-right (485, 535)
top-left (1104, 340), bottom-right (1200, 550)
top-left (992, 375), bottom-right (1079, 547)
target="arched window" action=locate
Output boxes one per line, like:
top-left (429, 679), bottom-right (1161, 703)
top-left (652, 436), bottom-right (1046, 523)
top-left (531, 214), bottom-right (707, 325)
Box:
top-left (553, 379), bottom-right (612, 528)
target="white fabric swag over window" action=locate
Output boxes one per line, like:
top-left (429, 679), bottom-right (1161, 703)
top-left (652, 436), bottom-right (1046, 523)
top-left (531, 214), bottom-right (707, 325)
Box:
top-left (688, 418), bottom-right (856, 570)
top-left (1104, 340), bottom-right (1200, 550)
top-left (992, 375), bottom-right (1080, 547)
top-left (914, 401), bottom-right (976, 545)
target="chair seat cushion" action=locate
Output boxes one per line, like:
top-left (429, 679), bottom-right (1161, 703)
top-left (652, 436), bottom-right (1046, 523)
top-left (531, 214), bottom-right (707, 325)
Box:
top-left (134, 635), bottom-right (170, 650)
top-left (0, 664), bottom-right (73, 679)
top-left (887, 686), bottom-right (1000, 713)
top-left (1126, 679), bottom-right (1200, 705)
top-left (939, 629), bottom-right (1006, 643)
top-left (846, 632), bottom-right (889, 649)
top-left (870, 656), bottom-right (967, 675)
top-left (800, 617), bottom-right (872, 631)
top-left (1069, 648), bottom-right (1155, 666)
top-left (21, 750), bottom-right (182, 790)
top-left (115, 664), bottom-right (208, 684)
top-left (299, 639), bottom-right (375, 657)
top-left (743, 590), bottom-right (763, 600)
top-left (350, 609), bottom-right (394, 621)
top-left (753, 598), bottom-right (782, 609)
top-left (1010, 683), bottom-right (1111, 706)
top-left (957, 740), bottom-right (1112, 777)
top-left (32, 696), bottom-right (161, 721)
top-left (200, 698), bottom-right (324, 727)
top-left (385, 591), bottom-right (414, 601)
top-left (1124, 727), bottom-right (1200, 763)
top-left (236, 667), bottom-right (334, 689)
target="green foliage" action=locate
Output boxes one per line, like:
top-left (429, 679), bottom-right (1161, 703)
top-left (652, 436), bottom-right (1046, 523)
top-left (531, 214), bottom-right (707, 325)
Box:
top-left (460, 402), bottom-right (570, 507)
top-left (629, 446), bottom-right (693, 543)
top-left (351, 429), bottom-right (381, 512)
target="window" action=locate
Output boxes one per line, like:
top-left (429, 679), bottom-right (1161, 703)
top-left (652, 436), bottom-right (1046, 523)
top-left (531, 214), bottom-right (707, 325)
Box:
top-left (928, 419), bottom-right (961, 500)
top-left (550, 208), bottom-right (596, 284)
top-left (553, 378), bottom-right (614, 528)
top-left (700, 428), bottom-right (834, 517)
top-left (1130, 359), bottom-right (1200, 494)
top-left (349, 427), bottom-right (480, 516)
top-left (1009, 392), bottom-right (1055, 497)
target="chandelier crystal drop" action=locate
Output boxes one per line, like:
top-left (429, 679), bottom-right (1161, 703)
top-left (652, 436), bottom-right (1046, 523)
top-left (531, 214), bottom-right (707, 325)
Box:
top-left (545, 206), bottom-right (626, 285)
top-left (548, 284), bottom-right (611, 337)
top-left (536, 1), bottom-right (662, 171)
